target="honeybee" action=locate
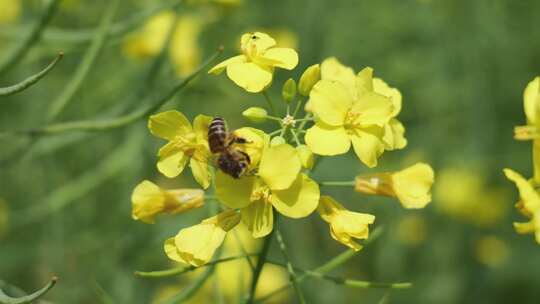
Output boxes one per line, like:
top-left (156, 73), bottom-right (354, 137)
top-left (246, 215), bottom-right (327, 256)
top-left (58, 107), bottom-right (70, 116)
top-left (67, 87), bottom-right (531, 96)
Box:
top-left (208, 117), bottom-right (251, 178)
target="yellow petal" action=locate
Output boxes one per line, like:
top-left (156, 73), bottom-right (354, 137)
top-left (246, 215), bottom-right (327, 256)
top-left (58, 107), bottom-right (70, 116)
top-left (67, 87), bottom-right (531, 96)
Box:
top-left (296, 145), bottom-right (315, 169)
top-left (215, 171), bottom-right (257, 209)
top-left (226, 62), bottom-right (273, 93)
top-left (164, 237), bottom-right (186, 263)
top-left (233, 127), bottom-right (269, 168)
top-left (241, 32), bottom-right (276, 55)
top-left (190, 158), bottom-right (211, 189)
top-left (193, 114), bottom-right (213, 143)
top-left (262, 48), bottom-right (298, 70)
top-left (174, 210), bottom-right (240, 266)
top-left (148, 110), bottom-right (192, 141)
top-left (350, 129), bottom-right (385, 168)
top-left (320, 57), bottom-right (357, 98)
top-left (131, 180), bottom-right (165, 224)
top-left (259, 144), bottom-right (301, 190)
top-left (524, 76), bottom-right (540, 125)
top-left (351, 91), bottom-right (394, 127)
top-left (356, 67), bottom-right (374, 96)
top-left (504, 168), bottom-right (540, 213)
top-left (241, 200), bottom-right (274, 238)
top-left (305, 123), bottom-right (351, 156)
top-left (208, 55), bottom-right (246, 74)
top-left (382, 119), bottom-right (407, 150)
top-left (308, 80), bottom-right (352, 126)
top-left (270, 174), bottom-right (320, 218)
top-left (157, 147), bottom-right (189, 178)
top-left (392, 163), bottom-right (435, 209)
top-left (373, 77), bottom-right (402, 116)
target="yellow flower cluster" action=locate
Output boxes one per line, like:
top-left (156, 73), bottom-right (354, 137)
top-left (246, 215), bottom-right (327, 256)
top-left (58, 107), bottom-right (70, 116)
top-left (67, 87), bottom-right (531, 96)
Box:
top-left (131, 31), bottom-right (435, 267)
top-left (505, 77), bottom-right (540, 244)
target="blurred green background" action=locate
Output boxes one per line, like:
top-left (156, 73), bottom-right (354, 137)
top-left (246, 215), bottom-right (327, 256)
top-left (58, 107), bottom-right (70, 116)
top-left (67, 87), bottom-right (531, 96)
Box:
top-left (1, 0), bottom-right (540, 303)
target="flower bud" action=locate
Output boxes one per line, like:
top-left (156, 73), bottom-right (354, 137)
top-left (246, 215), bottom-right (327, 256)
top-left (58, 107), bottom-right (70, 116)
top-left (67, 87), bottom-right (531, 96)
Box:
top-left (242, 107), bottom-right (268, 123)
top-left (355, 163), bottom-right (434, 209)
top-left (298, 64), bottom-right (320, 96)
top-left (296, 145), bottom-right (314, 169)
top-left (282, 78), bottom-right (297, 103)
top-left (270, 136), bottom-right (286, 147)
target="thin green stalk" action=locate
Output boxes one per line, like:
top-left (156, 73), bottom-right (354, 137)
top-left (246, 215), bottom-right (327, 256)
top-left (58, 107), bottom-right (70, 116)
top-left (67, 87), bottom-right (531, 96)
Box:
top-left (162, 264), bottom-right (215, 304)
top-left (262, 91), bottom-right (277, 116)
top-left (135, 254), bottom-right (257, 278)
top-left (233, 230), bottom-right (256, 271)
top-left (46, 0), bottom-right (121, 121)
top-left (274, 228), bottom-right (305, 304)
top-left (1, 48), bottom-right (222, 136)
top-left (265, 260), bottom-right (411, 289)
top-left (292, 97), bottom-right (303, 118)
top-left (256, 227), bottom-right (384, 303)
top-left (0, 0), bottom-right (61, 75)
top-left (289, 129), bottom-right (301, 146)
top-left (0, 52), bottom-right (63, 97)
top-left (0, 277), bottom-right (58, 304)
top-left (296, 113), bottom-right (313, 133)
top-left (319, 181), bottom-right (355, 187)
top-left (268, 130), bottom-right (282, 136)
top-left (245, 230), bottom-right (274, 304)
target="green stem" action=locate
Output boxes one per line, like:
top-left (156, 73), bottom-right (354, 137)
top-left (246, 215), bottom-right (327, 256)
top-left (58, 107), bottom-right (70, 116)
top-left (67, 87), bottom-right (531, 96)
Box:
top-left (256, 227), bottom-right (384, 303)
top-left (46, 0), bottom-right (121, 121)
top-left (0, 277), bottom-right (58, 304)
top-left (319, 181), bottom-right (355, 187)
top-left (135, 254), bottom-right (257, 278)
top-left (233, 230), bottom-right (256, 271)
top-left (289, 129), bottom-right (301, 146)
top-left (0, 0), bottom-right (61, 75)
top-left (246, 230), bottom-right (274, 304)
top-left (274, 228), bottom-right (305, 304)
top-left (296, 113), bottom-right (313, 133)
top-left (162, 261), bottom-right (215, 304)
top-left (0, 52), bottom-right (63, 97)
top-left (262, 91), bottom-right (277, 116)
top-left (1, 48), bottom-right (223, 136)
top-left (292, 97), bottom-right (303, 118)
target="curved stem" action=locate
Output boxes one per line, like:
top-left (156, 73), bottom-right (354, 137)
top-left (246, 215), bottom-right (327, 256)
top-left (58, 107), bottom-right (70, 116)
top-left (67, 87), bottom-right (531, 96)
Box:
top-left (1, 48), bottom-right (223, 137)
top-left (0, 0), bottom-right (61, 75)
top-left (0, 52), bottom-right (63, 97)
top-left (0, 276), bottom-right (58, 304)
top-left (46, 0), bottom-right (121, 121)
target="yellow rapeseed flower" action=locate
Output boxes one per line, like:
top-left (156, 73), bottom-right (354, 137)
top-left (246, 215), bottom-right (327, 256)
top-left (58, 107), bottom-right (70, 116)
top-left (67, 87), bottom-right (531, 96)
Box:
top-left (131, 180), bottom-right (204, 224)
top-left (355, 163), bottom-right (435, 209)
top-left (123, 12), bottom-right (204, 77)
top-left (514, 77), bottom-right (540, 182)
top-left (0, 0), bottom-right (20, 24)
top-left (504, 168), bottom-right (540, 244)
top-left (317, 196), bottom-right (375, 251)
top-left (208, 32), bottom-right (299, 93)
top-left (216, 133), bottom-right (320, 237)
top-left (148, 111), bottom-right (212, 189)
top-left (304, 58), bottom-right (397, 167)
top-left (164, 210), bottom-right (241, 266)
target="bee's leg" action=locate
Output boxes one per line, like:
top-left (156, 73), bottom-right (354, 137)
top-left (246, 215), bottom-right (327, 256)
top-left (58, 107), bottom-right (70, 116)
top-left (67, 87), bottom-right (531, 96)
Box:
top-left (239, 151), bottom-right (251, 163)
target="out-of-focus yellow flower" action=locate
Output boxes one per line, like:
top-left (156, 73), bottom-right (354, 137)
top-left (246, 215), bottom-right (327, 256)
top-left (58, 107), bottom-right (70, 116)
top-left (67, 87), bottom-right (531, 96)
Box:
top-left (317, 196), bottom-right (375, 251)
top-left (355, 163), bottom-right (435, 209)
top-left (0, 0), bottom-right (20, 24)
top-left (216, 136), bottom-right (320, 237)
top-left (123, 12), bottom-right (205, 77)
top-left (131, 180), bottom-right (204, 224)
top-left (504, 168), bottom-right (540, 244)
top-left (148, 111), bottom-right (212, 189)
top-left (0, 199), bottom-right (8, 238)
top-left (435, 167), bottom-right (509, 227)
top-left (305, 58), bottom-right (396, 167)
top-left (209, 32), bottom-right (299, 93)
top-left (514, 77), bottom-right (540, 183)
top-left (395, 214), bottom-right (427, 246)
top-left (474, 236), bottom-right (509, 268)
top-left (164, 210), bottom-right (241, 266)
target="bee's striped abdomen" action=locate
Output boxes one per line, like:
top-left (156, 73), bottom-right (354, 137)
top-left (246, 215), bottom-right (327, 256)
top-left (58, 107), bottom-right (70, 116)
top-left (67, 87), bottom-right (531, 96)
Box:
top-left (208, 117), bottom-right (227, 153)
